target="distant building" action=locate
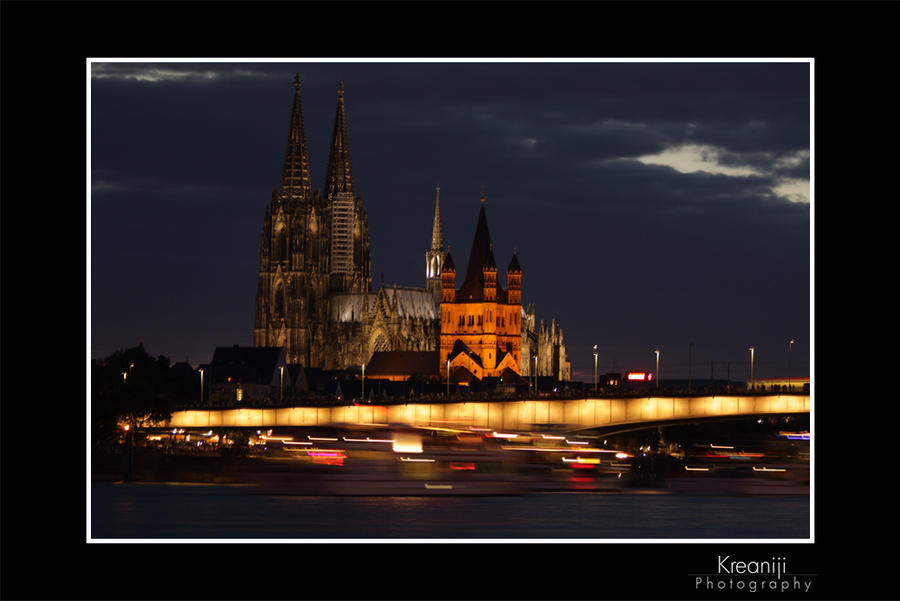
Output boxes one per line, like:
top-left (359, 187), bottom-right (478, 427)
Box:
top-left (440, 194), bottom-right (522, 382)
top-left (253, 76), bottom-right (439, 370)
top-left (520, 306), bottom-right (571, 382)
top-left (364, 351), bottom-right (441, 382)
top-left (747, 377), bottom-right (810, 392)
top-left (253, 75), bottom-right (569, 384)
top-left (206, 345), bottom-right (286, 402)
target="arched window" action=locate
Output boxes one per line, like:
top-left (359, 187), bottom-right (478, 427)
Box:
top-left (274, 282), bottom-right (286, 317)
top-left (274, 225), bottom-right (287, 261)
top-left (374, 333), bottom-right (389, 352)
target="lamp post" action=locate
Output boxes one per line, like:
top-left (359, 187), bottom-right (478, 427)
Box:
top-left (122, 371), bottom-right (127, 384)
top-left (788, 339), bottom-right (794, 392)
top-left (199, 368), bottom-right (204, 404)
top-left (534, 355), bottom-right (538, 394)
top-left (688, 343), bottom-right (693, 394)
top-left (654, 349), bottom-right (660, 390)
top-left (279, 365), bottom-right (284, 402)
top-left (362, 363), bottom-right (366, 402)
top-left (749, 347), bottom-right (755, 391)
top-left (447, 359), bottom-right (450, 398)
top-left (593, 344), bottom-right (598, 392)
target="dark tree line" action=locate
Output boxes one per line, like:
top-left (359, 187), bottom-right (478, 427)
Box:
top-left (91, 342), bottom-right (196, 446)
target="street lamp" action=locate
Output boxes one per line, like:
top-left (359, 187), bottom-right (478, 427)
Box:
top-left (279, 365), bottom-right (284, 402)
top-left (533, 355), bottom-right (538, 394)
top-left (593, 344), bottom-right (598, 392)
top-left (788, 339), bottom-right (794, 392)
top-left (749, 347), bottom-right (755, 391)
top-left (654, 349), bottom-right (660, 390)
top-left (688, 343), bottom-right (693, 394)
top-left (361, 362), bottom-right (365, 402)
top-left (199, 368), bottom-right (204, 404)
top-left (446, 359), bottom-right (450, 398)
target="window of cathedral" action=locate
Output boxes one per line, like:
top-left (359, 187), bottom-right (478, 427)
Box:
top-left (374, 333), bottom-right (389, 352)
top-left (274, 226), bottom-right (287, 261)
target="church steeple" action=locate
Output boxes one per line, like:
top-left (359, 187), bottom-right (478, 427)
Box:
top-left (431, 183), bottom-right (443, 251)
top-left (325, 80), bottom-right (353, 196)
top-left (458, 190), bottom-right (500, 301)
top-left (326, 81), bottom-right (370, 293)
top-left (280, 74), bottom-right (313, 201)
top-left (426, 183), bottom-right (446, 302)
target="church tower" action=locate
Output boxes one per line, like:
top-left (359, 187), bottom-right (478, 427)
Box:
top-left (425, 184), bottom-right (445, 304)
top-left (440, 190), bottom-right (522, 380)
top-left (254, 74), bottom-right (329, 366)
top-left (326, 81), bottom-right (371, 293)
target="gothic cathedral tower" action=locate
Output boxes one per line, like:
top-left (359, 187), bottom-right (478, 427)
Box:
top-left (255, 76), bottom-right (372, 367)
top-left (326, 81), bottom-right (372, 294)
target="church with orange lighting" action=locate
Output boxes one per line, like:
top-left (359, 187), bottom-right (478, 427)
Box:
top-left (253, 75), bottom-right (570, 388)
top-left (439, 191), bottom-right (523, 382)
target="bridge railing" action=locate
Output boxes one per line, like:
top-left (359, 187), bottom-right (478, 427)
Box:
top-left (162, 394), bottom-right (810, 433)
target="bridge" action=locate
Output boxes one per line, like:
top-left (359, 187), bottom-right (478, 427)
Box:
top-left (162, 394), bottom-right (810, 433)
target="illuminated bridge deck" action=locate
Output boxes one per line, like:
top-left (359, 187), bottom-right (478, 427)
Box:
top-left (163, 394), bottom-right (810, 433)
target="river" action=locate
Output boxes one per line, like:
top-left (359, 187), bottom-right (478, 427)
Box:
top-left (90, 482), bottom-right (809, 540)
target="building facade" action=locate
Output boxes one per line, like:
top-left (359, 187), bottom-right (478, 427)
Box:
top-left (439, 195), bottom-right (522, 381)
top-left (520, 305), bottom-right (572, 382)
top-left (254, 76), bottom-right (569, 382)
top-left (254, 76), bottom-right (438, 370)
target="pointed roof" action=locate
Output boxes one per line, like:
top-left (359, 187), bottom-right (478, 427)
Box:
top-left (430, 184), bottom-right (443, 251)
top-left (508, 249), bottom-right (521, 273)
top-left (280, 74), bottom-right (313, 201)
top-left (443, 251), bottom-right (455, 272)
top-left (325, 80), bottom-right (353, 196)
top-left (458, 193), bottom-right (501, 301)
top-left (448, 339), bottom-right (483, 367)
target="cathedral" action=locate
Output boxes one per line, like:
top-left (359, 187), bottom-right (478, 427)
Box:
top-left (253, 75), bottom-right (570, 383)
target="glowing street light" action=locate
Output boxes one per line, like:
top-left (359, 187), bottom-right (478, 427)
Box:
top-left (654, 349), bottom-right (660, 390)
top-left (280, 365), bottom-right (284, 402)
top-left (533, 355), bottom-right (538, 393)
top-left (749, 347), bottom-right (755, 391)
top-left (199, 368), bottom-right (204, 404)
top-left (593, 344), bottom-right (598, 392)
top-left (361, 362), bottom-right (366, 402)
top-left (788, 339), bottom-right (795, 392)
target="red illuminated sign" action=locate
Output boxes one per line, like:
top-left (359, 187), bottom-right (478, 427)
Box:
top-left (626, 372), bottom-right (652, 381)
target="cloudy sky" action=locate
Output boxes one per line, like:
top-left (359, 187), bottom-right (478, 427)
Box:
top-left (89, 59), bottom-right (811, 382)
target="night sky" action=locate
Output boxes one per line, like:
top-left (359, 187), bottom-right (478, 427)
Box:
top-left (89, 60), bottom-right (811, 382)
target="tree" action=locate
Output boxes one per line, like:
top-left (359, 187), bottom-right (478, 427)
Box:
top-left (92, 343), bottom-right (191, 446)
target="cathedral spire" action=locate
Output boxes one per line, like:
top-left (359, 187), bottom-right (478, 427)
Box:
top-left (325, 80), bottom-right (353, 196)
top-left (279, 74), bottom-right (313, 201)
top-left (430, 183), bottom-right (443, 251)
top-left (458, 192), bottom-right (499, 300)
